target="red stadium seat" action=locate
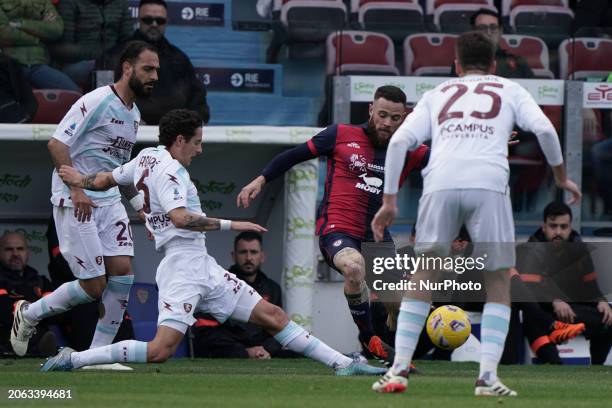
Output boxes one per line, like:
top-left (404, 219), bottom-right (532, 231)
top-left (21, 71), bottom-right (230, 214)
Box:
top-left (503, 0), bottom-right (573, 37)
top-left (427, 0), bottom-right (495, 33)
top-left (499, 35), bottom-right (553, 78)
top-left (279, 0), bottom-right (347, 42)
top-left (31, 89), bottom-right (82, 124)
top-left (326, 31), bottom-right (399, 75)
top-left (403, 33), bottom-right (457, 76)
top-left (352, 0), bottom-right (424, 40)
top-left (558, 37), bottom-right (612, 80)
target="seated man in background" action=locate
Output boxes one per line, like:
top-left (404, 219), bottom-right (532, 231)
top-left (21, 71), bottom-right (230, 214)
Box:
top-left (50, 0), bottom-right (133, 90)
top-left (193, 232), bottom-right (293, 359)
top-left (0, 231), bottom-right (56, 356)
top-left (515, 202), bottom-right (612, 364)
top-left (450, 9), bottom-right (534, 79)
top-left (104, 0), bottom-right (209, 124)
top-left (0, 0), bottom-right (80, 91)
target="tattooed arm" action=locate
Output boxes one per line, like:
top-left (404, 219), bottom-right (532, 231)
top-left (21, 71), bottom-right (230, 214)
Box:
top-left (59, 165), bottom-right (117, 191)
top-left (168, 208), bottom-right (221, 231)
top-left (168, 208), bottom-right (267, 233)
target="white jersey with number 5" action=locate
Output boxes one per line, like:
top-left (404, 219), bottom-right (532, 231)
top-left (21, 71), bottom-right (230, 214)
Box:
top-left (384, 74), bottom-right (564, 195)
top-left (112, 145), bottom-right (206, 251)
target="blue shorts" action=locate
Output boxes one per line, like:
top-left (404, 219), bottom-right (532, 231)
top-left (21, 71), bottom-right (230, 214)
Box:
top-left (319, 232), bottom-right (362, 272)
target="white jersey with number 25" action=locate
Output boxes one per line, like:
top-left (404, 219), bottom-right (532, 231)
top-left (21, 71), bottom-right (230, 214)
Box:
top-left (384, 74), bottom-right (564, 196)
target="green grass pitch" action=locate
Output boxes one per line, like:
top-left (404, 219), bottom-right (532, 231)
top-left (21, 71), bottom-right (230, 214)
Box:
top-left (1, 359), bottom-right (610, 407)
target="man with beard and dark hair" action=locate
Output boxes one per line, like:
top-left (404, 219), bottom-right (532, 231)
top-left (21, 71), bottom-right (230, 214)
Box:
top-left (193, 231), bottom-right (289, 359)
top-left (105, 0), bottom-right (209, 125)
top-left (11, 41), bottom-right (158, 370)
top-left (0, 231), bottom-right (56, 356)
top-left (514, 201), bottom-right (612, 364)
top-left (237, 86), bottom-right (428, 369)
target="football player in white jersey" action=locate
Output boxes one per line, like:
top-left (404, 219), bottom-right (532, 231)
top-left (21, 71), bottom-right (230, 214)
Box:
top-left (371, 31), bottom-right (581, 396)
top-left (11, 41), bottom-right (160, 365)
top-left (41, 109), bottom-right (386, 376)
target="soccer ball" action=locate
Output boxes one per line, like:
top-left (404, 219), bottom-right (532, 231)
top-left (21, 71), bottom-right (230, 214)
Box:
top-left (426, 305), bottom-right (471, 350)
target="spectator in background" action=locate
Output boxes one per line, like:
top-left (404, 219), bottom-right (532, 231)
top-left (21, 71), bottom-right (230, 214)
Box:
top-left (51, 0), bottom-right (133, 91)
top-left (105, 0), bottom-right (209, 124)
top-left (0, 54), bottom-right (38, 123)
top-left (0, 0), bottom-right (80, 91)
top-left (515, 202), bottom-right (612, 364)
top-left (193, 232), bottom-right (290, 359)
top-left (450, 9), bottom-right (534, 79)
top-left (0, 231), bottom-right (56, 356)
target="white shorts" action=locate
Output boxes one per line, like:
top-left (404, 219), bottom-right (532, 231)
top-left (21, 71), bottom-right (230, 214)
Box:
top-left (53, 202), bottom-right (134, 279)
top-left (156, 239), bottom-right (262, 334)
top-left (414, 189), bottom-right (515, 271)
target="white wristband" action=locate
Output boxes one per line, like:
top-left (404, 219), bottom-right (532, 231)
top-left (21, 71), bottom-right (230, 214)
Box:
top-left (219, 219), bottom-right (232, 231)
top-left (129, 193), bottom-right (144, 212)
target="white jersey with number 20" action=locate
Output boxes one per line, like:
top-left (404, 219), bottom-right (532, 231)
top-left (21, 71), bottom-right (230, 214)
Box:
top-left (384, 74), bottom-right (564, 195)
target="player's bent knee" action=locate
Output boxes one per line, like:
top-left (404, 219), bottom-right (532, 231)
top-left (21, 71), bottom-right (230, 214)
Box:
top-left (80, 277), bottom-right (107, 299)
top-left (342, 261), bottom-right (364, 284)
top-left (147, 341), bottom-right (179, 363)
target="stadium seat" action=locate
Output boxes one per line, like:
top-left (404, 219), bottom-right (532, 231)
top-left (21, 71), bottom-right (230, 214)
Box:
top-left (503, 0), bottom-right (574, 40)
top-left (326, 31), bottom-right (399, 76)
top-left (403, 33), bottom-right (457, 76)
top-left (500, 35), bottom-right (554, 78)
top-left (352, 0), bottom-right (424, 41)
top-left (427, 0), bottom-right (496, 33)
top-left (31, 89), bottom-right (82, 124)
top-left (558, 37), bottom-right (612, 80)
top-left (278, 0), bottom-right (347, 42)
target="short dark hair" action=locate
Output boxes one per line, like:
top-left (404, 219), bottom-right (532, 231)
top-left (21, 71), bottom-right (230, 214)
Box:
top-left (470, 8), bottom-right (501, 27)
top-left (374, 85), bottom-right (407, 106)
top-left (543, 201), bottom-right (573, 222)
top-left (139, 0), bottom-right (167, 9)
top-left (456, 31), bottom-right (495, 72)
top-left (114, 40), bottom-right (158, 80)
top-left (234, 231), bottom-right (263, 250)
top-left (158, 109), bottom-right (203, 148)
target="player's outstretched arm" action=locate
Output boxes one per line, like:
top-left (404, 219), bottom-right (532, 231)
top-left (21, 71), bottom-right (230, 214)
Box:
top-left (58, 165), bottom-right (118, 191)
top-left (550, 165), bottom-right (582, 205)
top-left (371, 194), bottom-right (398, 242)
top-left (168, 207), bottom-right (267, 233)
top-left (237, 175), bottom-right (267, 208)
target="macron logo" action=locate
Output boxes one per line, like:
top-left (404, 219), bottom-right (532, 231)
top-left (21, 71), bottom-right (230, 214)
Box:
top-left (167, 174), bottom-right (179, 185)
top-left (75, 256), bottom-right (86, 269)
top-left (80, 103), bottom-right (87, 116)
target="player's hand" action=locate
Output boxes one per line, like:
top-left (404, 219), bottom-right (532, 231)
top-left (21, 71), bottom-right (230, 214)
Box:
top-left (246, 346), bottom-right (271, 359)
top-left (597, 301), bottom-right (612, 326)
top-left (371, 203), bottom-right (397, 242)
top-left (508, 131), bottom-right (519, 146)
top-left (230, 221), bottom-right (268, 233)
top-left (70, 188), bottom-right (97, 222)
top-left (555, 178), bottom-right (582, 205)
top-left (552, 299), bottom-right (576, 323)
top-left (59, 165), bottom-right (85, 188)
top-left (237, 176), bottom-right (266, 208)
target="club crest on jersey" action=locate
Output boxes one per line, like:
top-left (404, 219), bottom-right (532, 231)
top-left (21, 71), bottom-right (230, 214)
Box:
top-left (355, 173), bottom-right (382, 194)
top-left (95, 256), bottom-right (103, 265)
top-left (348, 154), bottom-right (367, 172)
top-left (183, 303), bottom-right (192, 313)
